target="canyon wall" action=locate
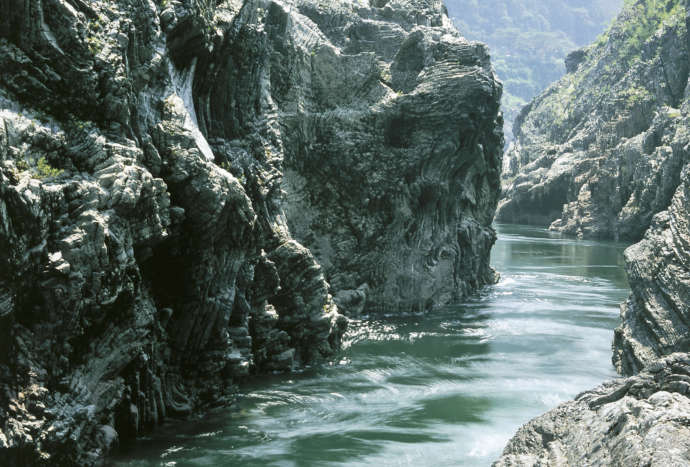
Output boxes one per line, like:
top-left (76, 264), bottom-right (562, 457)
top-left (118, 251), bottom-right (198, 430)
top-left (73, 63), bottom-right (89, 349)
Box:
top-left (280, 0), bottom-right (503, 314)
top-left (495, 1), bottom-right (690, 465)
top-left (498, 0), bottom-right (689, 241)
top-left (446, 0), bottom-right (621, 145)
top-left (0, 0), bottom-right (502, 464)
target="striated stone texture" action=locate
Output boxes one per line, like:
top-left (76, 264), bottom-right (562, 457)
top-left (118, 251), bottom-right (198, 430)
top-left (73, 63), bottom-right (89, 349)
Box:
top-left (495, 2), bottom-right (690, 465)
top-left (612, 2), bottom-right (690, 373)
top-left (279, 0), bottom-right (504, 313)
top-left (0, 0), bottom-right (501, 464)
top-left (494, 353), bottom-right (690, 467)
top-left (497, 0), bottom-right (689, 241)
top-left (613, 164), bottom-right (690, 376)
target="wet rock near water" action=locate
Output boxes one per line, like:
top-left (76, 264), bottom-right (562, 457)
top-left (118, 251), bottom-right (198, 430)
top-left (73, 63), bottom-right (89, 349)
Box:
top-left (613, 163), bottom-right (690, 376)
top-left (495, 2), bottom-right (690, 465)
top-left (494, 353), bottom-right (690, 466)
top-left (0, 0), bottom-right (501, 464)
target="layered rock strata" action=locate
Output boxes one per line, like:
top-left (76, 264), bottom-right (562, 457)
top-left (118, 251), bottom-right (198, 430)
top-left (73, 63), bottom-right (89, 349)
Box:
top-left (494, 353), bottom-right (690, 466)
top-left (0, 0), bottom-right (502, 464)
top-left (278, 0), bottom-right (504, 313)
top-left (495, 2), bottom-right (690, 465)
top-left (497, 0), bottom-right (689, 241)
top-left (613, 163), bottom-right (690, 375)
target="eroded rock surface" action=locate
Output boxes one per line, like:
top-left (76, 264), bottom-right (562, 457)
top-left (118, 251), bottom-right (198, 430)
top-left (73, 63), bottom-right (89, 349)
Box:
top-left (278, 0), bottom-right (503, 313)
top-left (613, 164), bottom-right (690, 375)
top-left (0, 0), bottom-right (501, 464)
top-left (495, 2), bottom-right (690, 465)
top-left (497, 0), bottom-right (689, 241)
top-left (494, 353), bottom-right (690, 467)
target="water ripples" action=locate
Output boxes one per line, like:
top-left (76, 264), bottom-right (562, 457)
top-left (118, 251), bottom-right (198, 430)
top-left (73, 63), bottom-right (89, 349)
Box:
top-left (112, 225), bottom-right (630, 467)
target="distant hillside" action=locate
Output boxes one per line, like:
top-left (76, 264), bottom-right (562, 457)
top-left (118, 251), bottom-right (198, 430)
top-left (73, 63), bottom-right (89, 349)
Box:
top-left (446, 0), bottom-right (621, 142)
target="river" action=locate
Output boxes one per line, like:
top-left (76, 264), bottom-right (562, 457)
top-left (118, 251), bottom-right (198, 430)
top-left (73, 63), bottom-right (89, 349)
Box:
top-left (111, 224), bottom-right (630, 466)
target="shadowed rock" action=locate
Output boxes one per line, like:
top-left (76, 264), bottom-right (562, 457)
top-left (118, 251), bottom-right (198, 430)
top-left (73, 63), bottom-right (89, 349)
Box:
top-left (0, 0), bottom-right (501, 464)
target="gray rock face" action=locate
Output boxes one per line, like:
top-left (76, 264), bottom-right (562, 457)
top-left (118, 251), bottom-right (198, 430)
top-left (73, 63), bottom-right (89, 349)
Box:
top-left (494, 353), bottom-right (690, 467)
top-left (611, 4), bottom-right (690, 375)
top-left (497, 0), bottom-right (689, 241)
top-left (495, 2), bottom-right (690, 465)
top-left (613, 164), bottom-right (690, 376)
top-left (0, 0), bottom-right (501, 464)
top-left (446, 0), bottom-right (622, 146)
top-left (277, 0), bottom-right (503, 313)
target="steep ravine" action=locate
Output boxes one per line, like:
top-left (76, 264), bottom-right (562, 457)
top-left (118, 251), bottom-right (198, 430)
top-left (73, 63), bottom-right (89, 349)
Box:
top-left (498, 0), bottom-right (689, 242)
top-left (0, 0), bottom-right (502, 464)
top-left (495, 1), bottom-right (690, 465)
top-left (445, 0), bottom-right (621, 146)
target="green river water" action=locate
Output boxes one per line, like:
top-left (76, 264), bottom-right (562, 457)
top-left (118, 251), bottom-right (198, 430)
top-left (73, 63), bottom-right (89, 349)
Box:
top-left (112, 224), bottom-right (630, 466)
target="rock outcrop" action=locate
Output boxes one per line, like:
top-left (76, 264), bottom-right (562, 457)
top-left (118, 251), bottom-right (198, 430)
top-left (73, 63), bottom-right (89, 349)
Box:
top-left (498, 0), bottom-right (689, 241)
top-left (0, 0), bottom-right (501, 464)
top-left (279, 0), bottom-right (503, 313)
top-left (613, 164), bottom-right (690, 376)
top-left (446, 0), bottom-right (621, 145)
top-left (494, 353), bottom-right (690, 466)
top-left (495, 2), bottom-right (690, 465)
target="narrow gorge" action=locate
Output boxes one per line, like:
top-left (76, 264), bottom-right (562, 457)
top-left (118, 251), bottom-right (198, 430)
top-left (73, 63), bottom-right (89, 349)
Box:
top-left (0, 0), bottom-right (503, 464)
top-left (496, 0), bottom-right (690, 464)
top-left (1, 0), bottom-right (689, 465)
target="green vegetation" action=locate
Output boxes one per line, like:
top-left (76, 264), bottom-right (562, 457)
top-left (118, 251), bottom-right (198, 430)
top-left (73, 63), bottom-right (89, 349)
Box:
top-left (85, 14), bottom-right (109, 55)
top-left (16, 159), bottom-right (29, 172)
top-left (509, 0), bottom-right (686, 148)
top-left (33, 157), bottom-right (64, 180)
top-left (596, 0), bottom-right (685, 65)
top-left (86, 33), bottom-right (104, 55)
top-left (621, 86), bottom-right (652, 107)
top-left (446, 0), bottom-right (622, 141)
top-left (667, 108), bottom-right (682, 118)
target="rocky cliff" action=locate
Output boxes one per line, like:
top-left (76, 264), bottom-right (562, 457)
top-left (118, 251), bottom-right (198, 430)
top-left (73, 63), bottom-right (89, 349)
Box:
top-left (494, 353), bottom-right (690, 466)
top-left (0, 0), bottom-right (502, 464)
top-left (613, 164), bottom-right (690, 375)
top-left (279, 1), bottom-right (503, 314)
top-left (495, 1), bottom-right (690, 465)
top-left (446, 0), bottom-right (621, 145)
top-left (495, 179), bottom-right (690, 463)
top-left (498, 0), bottom-right (689, 241)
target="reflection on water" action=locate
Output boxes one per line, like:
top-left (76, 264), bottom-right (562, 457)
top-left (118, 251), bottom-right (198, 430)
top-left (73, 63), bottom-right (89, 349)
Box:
top-left (111, 224), bottom-right (630, 467)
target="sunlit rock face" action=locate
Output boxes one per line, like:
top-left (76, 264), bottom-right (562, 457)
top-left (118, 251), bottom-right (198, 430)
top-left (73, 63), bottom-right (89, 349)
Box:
top-left (277, 0), bottom-right (504, 314)
top-left (0, 0), bottom-right (501, 463)
top-left (497, 0), bottom-right (689, 242)
top-left (496, 0), bottom-right (690, 379)
top-left (494, 353), bottom-right (690, 467)
top-left (613, 164), bottom-right (690, 375)
top-left (612, 3), bottom-right (690, 377)
top-left (495, 2), bottom-right (690, 465)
